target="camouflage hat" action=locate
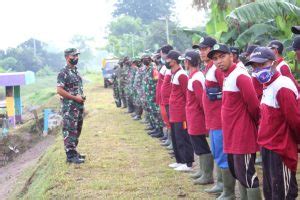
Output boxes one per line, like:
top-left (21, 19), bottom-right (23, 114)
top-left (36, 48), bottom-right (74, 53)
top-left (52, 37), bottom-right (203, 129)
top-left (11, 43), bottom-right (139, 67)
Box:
top-left (64, 48), bottom-right (80, 56)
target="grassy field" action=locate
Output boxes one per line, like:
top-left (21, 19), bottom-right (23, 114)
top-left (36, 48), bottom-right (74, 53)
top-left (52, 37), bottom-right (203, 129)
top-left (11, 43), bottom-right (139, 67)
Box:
top-left (0, 70), bottom-right (102, 109)
top-left (9, 77), bottom-right (218, 200)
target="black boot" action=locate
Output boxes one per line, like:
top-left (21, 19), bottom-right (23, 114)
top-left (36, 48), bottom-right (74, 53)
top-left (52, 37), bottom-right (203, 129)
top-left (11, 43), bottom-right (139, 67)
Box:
top-left (115, 101), bottom-right (121, 108)
top-left (145, 126), bottom-right (154, 131)
top-left (75, 151), bottom-right (86, 159)
top-left (151, 128), bottom-right (164, 138)
top-left (148, 129), bottom-right (157, 135)
top-left (66, 150), bottom-right (84, 164)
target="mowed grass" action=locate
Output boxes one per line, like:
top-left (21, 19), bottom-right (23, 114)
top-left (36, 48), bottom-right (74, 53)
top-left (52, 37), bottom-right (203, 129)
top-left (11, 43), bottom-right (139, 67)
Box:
top-left (10, 80), bottom-right (216, 200)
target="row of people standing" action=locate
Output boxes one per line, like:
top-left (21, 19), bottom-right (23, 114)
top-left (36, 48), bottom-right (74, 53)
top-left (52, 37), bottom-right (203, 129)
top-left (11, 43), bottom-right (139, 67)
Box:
top-left (112, 35), bottom-right (300, 200)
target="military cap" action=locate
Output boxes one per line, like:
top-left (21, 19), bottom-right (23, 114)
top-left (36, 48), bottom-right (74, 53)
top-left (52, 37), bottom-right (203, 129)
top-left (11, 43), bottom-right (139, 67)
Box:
top-left (64, 48), bottom-right (80, 56)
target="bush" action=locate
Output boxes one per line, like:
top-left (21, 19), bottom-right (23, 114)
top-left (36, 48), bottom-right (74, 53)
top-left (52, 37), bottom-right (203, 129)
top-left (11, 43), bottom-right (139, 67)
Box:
top-left (36, 66), bottom-right (55, 77)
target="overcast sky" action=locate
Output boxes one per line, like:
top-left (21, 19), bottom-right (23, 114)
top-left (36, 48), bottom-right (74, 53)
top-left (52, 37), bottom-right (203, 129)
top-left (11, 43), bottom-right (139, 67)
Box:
top-left (0, 0), bottom-right (205, 50)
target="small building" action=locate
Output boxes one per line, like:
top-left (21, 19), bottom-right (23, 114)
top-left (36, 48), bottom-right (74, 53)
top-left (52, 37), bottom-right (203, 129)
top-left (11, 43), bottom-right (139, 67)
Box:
top-left (0, 71), bottom-right (35, 126)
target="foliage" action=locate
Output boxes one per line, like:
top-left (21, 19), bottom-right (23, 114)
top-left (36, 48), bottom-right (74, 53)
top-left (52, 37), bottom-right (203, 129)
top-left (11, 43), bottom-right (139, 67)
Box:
top-left (113, 0), bottom-right (174, 24)
top-left (0, 57), bottom-right (18, 71)
top-left (70, 35), bottom-right (94, 66)
top-left (36, 65), bottom-right (56, 76)
top-left (194, 0), bottom-right (300, 54)
top-left (0, 66), bottom-right (5, 73)
top-left (109, 16), bottom-right (143, 36)
top-left (105, 15), bottom-right (195, 56)
top-left (0, 38), bottom-right (64, 73)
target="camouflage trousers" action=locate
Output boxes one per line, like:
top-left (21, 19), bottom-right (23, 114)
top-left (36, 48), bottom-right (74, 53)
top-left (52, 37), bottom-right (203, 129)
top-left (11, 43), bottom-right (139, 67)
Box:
top-left (145, 100), bottom-right (163, 130)
top-left (62, 103), bottom-right (84, 153)
top-left (126, 92), bottom-right (135, 112)
top-left (119, 86), bottom-right (127, 107)
top-left (113, 84), bottom-right (121, 107)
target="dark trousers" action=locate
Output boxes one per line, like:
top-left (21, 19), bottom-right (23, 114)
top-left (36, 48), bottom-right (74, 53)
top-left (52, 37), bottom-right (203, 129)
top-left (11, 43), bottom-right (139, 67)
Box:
top-left (228, 153), bottom-right (259, 188)
top-left (261, 147), bottom-right (298, 200)
top-left (170, 122), bottom-right (194, 167)
top-left (165, 105), bottom-right (170, 119)
top-left (189, 134), bottom-right (211, 156)
top-left (135, 106), bottom-right (143, 116)
top-left (127, 96), bottom-right (135, 112)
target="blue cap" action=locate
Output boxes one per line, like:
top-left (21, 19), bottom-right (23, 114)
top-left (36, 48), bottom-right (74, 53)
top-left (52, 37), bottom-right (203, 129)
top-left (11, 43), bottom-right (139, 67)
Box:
top-left (292, 36), bottom-right (300, 50)
top-left (192, 36), bottom-right (217, 49)
top-left (245, 47), bottom-right (276, 66)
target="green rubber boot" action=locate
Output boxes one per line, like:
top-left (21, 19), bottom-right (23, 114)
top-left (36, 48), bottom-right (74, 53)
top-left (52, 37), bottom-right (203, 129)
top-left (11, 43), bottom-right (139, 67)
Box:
top-left (204, 166), bottom-right (223, 194)
top-left (247, 188), bottom-right (262, 200)
top-left (216, 169), bottom-right (235, 200)
top-left (190, 156), bottom-right (203, 179)
top-left (193, 154), bottom-right (214, 185)
top-left (166, 142), bottom-right (173, 150)
top-left (238, 182), bottom-right (247, 200)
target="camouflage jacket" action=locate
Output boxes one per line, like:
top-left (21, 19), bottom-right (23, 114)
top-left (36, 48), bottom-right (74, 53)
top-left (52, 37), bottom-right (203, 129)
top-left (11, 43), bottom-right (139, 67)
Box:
top-left (57, 65), bottom-right (84, 109)
top-left (128, 67), bottom-right (137, 94)
top-left (119, 64), bottom-right (130, 86)
top-left (144, 64), bottom-right (158, 103)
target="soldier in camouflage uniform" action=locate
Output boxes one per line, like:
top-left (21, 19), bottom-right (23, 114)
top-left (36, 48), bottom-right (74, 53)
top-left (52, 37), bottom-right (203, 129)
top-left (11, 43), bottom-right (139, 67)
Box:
top-left (119, 57), bottom-right (129, 109)
top-left (57, 48), bottom-right (86, 164)
top-left (131, 59), bottom-right (143, 120)
top-left (125, 59), bottom-right (136, 113)
top-left (112, 64), bottom-right (121, 107)
top-left (135, 59), bottom-right (147, 121)
top-left (140, 57), bottom-right (152, 128)
top-left (142, 55), bottom-right (164, 137)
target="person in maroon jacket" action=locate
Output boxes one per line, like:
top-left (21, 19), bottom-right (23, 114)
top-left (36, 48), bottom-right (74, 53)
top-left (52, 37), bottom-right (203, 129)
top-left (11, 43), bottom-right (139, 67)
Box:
top-left (208, 43), bottom-right (262, 200)
top-left (229, 47), bottom-right (246, 70)
top-left (246, 47), bottom-right (300, 200)
top-left (160, 45), bottom-right (174, 149)
top-left (182, 50), bottom-right (214, 184)
top-left (195, 36), bottom-right (228, 195)
top-left (166, 50), bottom-right (194, 172)
top-left (268, 40), bottom-right (300, 91)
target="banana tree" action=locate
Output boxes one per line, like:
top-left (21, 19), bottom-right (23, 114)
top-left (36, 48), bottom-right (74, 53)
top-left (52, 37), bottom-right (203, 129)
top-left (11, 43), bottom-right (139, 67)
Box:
top-left (226, 0), bottom-right (300, 48)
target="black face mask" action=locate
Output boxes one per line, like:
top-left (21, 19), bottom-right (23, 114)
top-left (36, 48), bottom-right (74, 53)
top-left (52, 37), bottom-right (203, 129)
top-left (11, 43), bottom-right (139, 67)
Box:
top-left (143, 60), bottom-right (151, 66)
top-left (69, 58), bottom-right (78, 65)
top-left (165, 62), bottom-right (171, 69)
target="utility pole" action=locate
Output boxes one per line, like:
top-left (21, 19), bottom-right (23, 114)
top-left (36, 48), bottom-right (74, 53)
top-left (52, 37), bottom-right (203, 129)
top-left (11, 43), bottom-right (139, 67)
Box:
top-left (159, 16), bottom-right (170, 44)
top-left (131, 34), bottom-right (135, 58)
top-left (165, 17), bottom-right (170, 44)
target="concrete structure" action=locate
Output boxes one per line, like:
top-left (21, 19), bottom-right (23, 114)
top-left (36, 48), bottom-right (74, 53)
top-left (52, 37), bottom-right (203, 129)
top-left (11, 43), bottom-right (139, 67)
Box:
top-left (0, 71), bottom-right (35, 126)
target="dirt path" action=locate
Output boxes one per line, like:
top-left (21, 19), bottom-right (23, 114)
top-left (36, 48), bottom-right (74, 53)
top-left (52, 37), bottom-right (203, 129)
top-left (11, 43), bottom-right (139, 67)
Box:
top-left (0, 135), bottom-right (55, 200)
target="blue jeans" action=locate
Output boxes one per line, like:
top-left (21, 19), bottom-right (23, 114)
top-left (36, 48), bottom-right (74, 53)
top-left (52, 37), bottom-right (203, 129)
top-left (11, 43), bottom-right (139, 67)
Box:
top-left (209, 129), bottom-right (228, 169)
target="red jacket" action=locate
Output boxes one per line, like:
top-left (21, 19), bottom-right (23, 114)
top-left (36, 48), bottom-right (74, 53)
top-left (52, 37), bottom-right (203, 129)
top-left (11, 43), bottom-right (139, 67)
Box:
top-left (258, 72), bottom-right (300, 171)
top-left (161, 68), bottom-right (172, 106)
top-left (169, 67), bottom-right (188, 123)
top-left (155, 65), bottom-right (167, 105)
top-left (186, 70), bottom-right (208, 135)
top-left (222, 64), bottom-right (260, 154)
top-left (276, 57), bottom-right (300, 91)
top-left (251, 76), bottom-right (263, 101)
top-left (202, 61), bottom-right (224, 130)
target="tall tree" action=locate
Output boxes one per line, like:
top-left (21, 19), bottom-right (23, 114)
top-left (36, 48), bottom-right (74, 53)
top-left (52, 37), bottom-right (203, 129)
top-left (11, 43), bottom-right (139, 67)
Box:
top-left (113, 0), bottom-right (174, 23)
top-left (70, 35), bottom-right (94, 67)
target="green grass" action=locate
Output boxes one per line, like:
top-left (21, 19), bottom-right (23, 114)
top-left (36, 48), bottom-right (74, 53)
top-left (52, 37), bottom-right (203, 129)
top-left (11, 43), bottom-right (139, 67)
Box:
top-left (9, 81), bottom-right (216, 200)
top-left (0, 69), bottom-right (103, 108)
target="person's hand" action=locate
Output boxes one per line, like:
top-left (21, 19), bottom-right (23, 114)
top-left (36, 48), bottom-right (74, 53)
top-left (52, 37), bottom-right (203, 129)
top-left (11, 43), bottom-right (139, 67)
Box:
top-left (73, 95), bottom-right (85, 104)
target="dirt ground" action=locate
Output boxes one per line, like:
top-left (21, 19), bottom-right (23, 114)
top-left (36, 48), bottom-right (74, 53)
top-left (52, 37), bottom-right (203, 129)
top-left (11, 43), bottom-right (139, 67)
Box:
top-left (0, 135), bottom-right (55, 199)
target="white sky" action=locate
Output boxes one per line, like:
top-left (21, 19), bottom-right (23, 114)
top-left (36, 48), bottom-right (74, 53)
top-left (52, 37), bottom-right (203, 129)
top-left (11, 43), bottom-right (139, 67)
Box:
top-left (0, 0), bottom-right (205, 50)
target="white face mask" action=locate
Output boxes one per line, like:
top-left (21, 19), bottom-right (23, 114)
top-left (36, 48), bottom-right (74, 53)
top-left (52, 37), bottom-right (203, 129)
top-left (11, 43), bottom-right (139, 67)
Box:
top-left (160, 57), bottom-right (166, 64)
